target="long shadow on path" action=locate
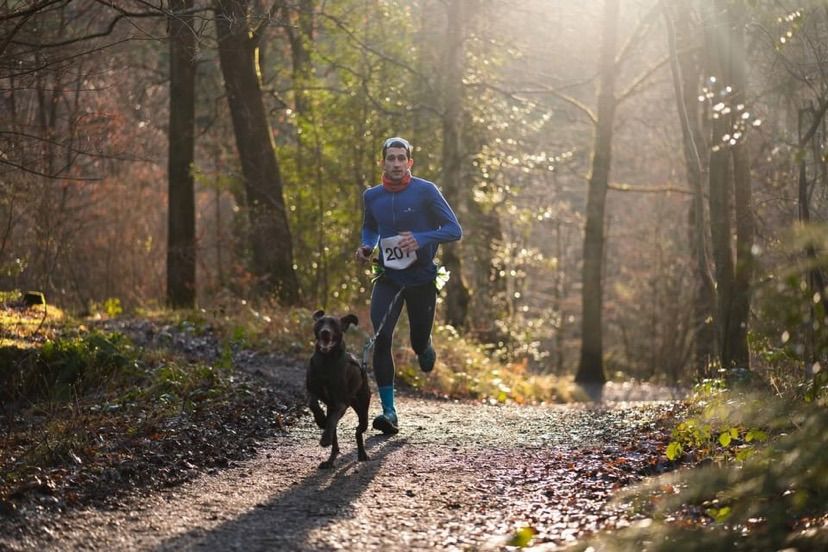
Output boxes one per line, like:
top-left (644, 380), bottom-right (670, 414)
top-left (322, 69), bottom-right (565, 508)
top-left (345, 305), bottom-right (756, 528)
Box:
top-left (155, 435), bottom-right (405, 551)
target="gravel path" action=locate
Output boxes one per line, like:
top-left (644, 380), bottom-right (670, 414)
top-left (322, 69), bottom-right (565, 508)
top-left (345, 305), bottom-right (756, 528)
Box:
top-left (1, 319), bottom-right (680, 550)
top-left (1, 389), bottom-right (676, 551)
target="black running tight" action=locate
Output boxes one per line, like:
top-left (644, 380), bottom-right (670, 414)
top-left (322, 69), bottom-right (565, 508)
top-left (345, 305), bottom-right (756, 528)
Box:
top-left (370, 278), bottom-right (436, 388)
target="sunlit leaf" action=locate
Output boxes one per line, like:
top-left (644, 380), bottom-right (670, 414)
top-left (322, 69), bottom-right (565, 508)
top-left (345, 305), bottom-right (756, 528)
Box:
top-left (666, 442), bottom-right (682, 461)
top-left (508, 526), bottom-right (537, 547)
top-left (706, 506), bottom-right (732, 523)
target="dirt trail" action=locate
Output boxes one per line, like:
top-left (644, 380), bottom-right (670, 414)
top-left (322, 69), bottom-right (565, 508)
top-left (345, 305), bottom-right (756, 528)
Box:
top-left (1, 320), bottom-right (680, 550)
top-left (1, 389), bottom-right (676, 551)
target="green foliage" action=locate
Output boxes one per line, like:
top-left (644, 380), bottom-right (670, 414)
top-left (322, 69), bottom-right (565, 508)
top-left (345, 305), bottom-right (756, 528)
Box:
top-left (508, 526), bottom-right (537, 548)
top-left (103, 297), bottom-right (123, 317)
top-left (89, 297), bottom-right (125, 318)
top-left (24, 418), bottom-right (95, 467)
top-left (665, 441), bottom-right (682, 461)
top-left (146, 359), bottom-right (229, 414)
top-left (207, 299), bottom-right (309, 355)
top-left (753, 224), bottom-right (828, 391)
top-left (572, 219), bottom-right (828, 549)
top-left (1, 305), bottom-right (251, 479)
top-left (576, 384), bottom-right (828, 551)
top-left (663, 381), bottom-right (774, 465)
top-left (396, 322), bottom-right (576, 404)
top-left (1, 331), bottom-right (141, 405)
top-left (805, 369), bottom-right (828, 404)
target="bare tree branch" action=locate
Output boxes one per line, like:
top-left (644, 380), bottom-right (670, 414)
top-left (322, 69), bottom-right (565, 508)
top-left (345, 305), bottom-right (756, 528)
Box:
top-left (317, 10), bottom-right (425, 80)
top-left (799, 94), bottom-right (828, 147)
top-left (0, 0), bottom-right (68, 22)
top-left (3, 36), bottom-right (135, 78)
top-left (11, 13), bottom-right (139, 48)
top-left (616, 54), bottom-right (673, 104)
top-left (0, 8), bottom-right (37, 57)
top-left (506, 85), bottom-right (597, 125)
top-left (609, 182), bottom-right (694, 195)
top-left (251, 0), bottom-right (283, 46)
top-left (0, 130), bottom-right (156, 163)
top-left (0, 159), bottom-right (102, 181)
top-left (7, 1), bottom-right (210, 49)
top-left (614, 0), bottom-right (661, 67)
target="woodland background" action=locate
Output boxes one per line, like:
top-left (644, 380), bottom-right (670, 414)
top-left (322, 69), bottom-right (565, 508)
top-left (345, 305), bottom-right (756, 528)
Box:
top-left (2, 0), bottom-right (827, 386)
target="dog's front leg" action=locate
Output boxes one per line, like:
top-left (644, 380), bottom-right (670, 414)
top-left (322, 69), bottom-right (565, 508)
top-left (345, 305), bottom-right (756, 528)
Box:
top-left (307, 394), bottom-right (327, 429)
top-left (318, 403), bottom-right (347, 469)
top-left (320, 430), bottom-right (340, 470)
top-left (319, 403), bottom-right (347, 448)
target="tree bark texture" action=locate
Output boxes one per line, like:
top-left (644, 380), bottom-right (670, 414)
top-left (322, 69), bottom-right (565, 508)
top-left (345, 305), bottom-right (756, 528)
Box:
top-left (576, 0), bottom-right (619, 385)
top-left (664, 0), bottom-right (717, 378)
top-left (797, 104), bottom-right (828, 361)
top-left (440, 0), bottom-right (471, 330)
top-left (167, 0), bottom-right (197, 309)
top-left (214, 0), bottom-right (300, 304)
top-left (704, 0), bottom-right (753, 371)
top-left (727, 2), bottom-right (754, 370)
top-left (283, 0), bottom-right (317, 301)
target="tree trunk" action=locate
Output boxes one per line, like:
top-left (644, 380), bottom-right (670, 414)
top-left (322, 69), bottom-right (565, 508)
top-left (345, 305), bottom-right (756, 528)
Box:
top-left (214, 0), bottom-right (300, 304)
top-left (797, 102), bottom-right (828, 362)
top-left (440, 0), bottom-right (471, 330)
top-left (704, 0), bottom-right (754, 371)
top-left (576, 0), bottom-right (619, 385)
top-left (283, 0), bottom-right (316, 300)
top-left (167, 0), bottom-right (197, 309)
top-left (703, 0), bottom-right (736, 369)
top-left (664, 0), bottom-right (716, 378)
top-left (727, 2), bottom-right (753, 370)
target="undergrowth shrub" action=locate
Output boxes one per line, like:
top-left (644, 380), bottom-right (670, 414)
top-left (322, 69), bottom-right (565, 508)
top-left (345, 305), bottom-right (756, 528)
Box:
top-left (0, 331), bottom-right (141, 405)
top-left (396, 323), bottom-right (577, 403)
top-left (177, 295), bottom-right (578, 404)
top-left (567, 382), bottom-right (827, 552)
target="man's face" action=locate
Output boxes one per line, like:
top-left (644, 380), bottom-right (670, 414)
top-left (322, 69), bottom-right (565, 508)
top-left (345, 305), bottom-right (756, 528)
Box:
top-left (383, 147), bottom-right (410, 182)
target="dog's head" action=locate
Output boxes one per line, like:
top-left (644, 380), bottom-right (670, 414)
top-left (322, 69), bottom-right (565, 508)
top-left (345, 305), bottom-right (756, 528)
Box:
top-left (312, 310), bottom-right (359, 354)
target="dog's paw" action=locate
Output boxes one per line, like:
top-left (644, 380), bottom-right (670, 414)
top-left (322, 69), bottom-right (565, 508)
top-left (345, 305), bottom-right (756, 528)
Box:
top-left (320, 434), bottom-right (332, 447)
top-left (358, 452), bottom-right (369, 462)
top-left (318, 460), bottom-right (334, 470)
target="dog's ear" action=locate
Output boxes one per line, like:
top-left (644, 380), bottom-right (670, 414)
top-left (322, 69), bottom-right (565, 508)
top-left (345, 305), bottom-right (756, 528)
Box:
top-left (313, 309), bottom-right (325, 321)
top-left (341, 314), bottom-right (358, 331)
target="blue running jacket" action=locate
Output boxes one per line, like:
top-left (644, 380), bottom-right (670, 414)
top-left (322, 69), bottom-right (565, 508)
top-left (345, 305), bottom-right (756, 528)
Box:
top-left (361, 177), bottom-right (462, 287)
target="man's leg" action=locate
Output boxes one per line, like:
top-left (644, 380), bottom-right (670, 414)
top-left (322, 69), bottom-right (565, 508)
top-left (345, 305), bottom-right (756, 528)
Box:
top-left (371, 278), bottom-right (404, 434)
top-left (405, 282), bottom-right (438, 372)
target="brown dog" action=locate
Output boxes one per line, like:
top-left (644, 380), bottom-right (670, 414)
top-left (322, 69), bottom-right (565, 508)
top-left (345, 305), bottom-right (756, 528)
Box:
top-left (306, 310), bottom-right (371, 469)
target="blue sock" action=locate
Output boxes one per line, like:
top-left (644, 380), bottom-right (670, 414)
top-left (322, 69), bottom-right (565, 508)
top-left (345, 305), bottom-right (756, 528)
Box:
top-left (377, 386), bottom-right (396, 420)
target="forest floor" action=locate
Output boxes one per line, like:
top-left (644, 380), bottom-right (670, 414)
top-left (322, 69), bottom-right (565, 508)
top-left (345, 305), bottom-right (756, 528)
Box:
top-left (0, 316), bottom-right (684, 551)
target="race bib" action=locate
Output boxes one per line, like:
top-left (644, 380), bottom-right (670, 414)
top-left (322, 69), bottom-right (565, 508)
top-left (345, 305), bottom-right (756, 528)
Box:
top-left (380, 235), bottom-right (416, 270)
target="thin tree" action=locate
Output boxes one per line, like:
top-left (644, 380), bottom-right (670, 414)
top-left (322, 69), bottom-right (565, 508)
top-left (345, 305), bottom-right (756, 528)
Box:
top-left (663, 0), bottom-right (717, 378)
top-left (797, 98), bottom-right (828, 362)
top-left (703, 0), bottom-right (754, 371)
top-left (167, 0), bottom-right (197, 308)
top-left (727, 2), bottom-right (754, 372)
top-left (576, 0), bottom-right (620, 385)
top-left (440, 0), bottom-right (472, 330)
top-left (280, 0), bottom-right (320, 300)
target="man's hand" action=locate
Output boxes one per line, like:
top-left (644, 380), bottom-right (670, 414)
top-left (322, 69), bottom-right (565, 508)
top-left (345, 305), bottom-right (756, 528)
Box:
top-left (398, 231), bottom-right (419, 254)
top-left (355, 245), bottom-right (373, 264)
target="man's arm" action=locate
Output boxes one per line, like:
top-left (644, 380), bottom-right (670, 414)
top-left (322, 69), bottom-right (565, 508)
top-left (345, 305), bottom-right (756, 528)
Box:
top-left (356, 189), bottom-right (379, 262)
top-left (411, 182), bottom-right (462, 249)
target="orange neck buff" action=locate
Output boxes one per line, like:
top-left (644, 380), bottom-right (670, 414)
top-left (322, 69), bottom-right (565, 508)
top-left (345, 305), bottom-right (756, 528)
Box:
top-left (382, 171), bottom-right (412, 192)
